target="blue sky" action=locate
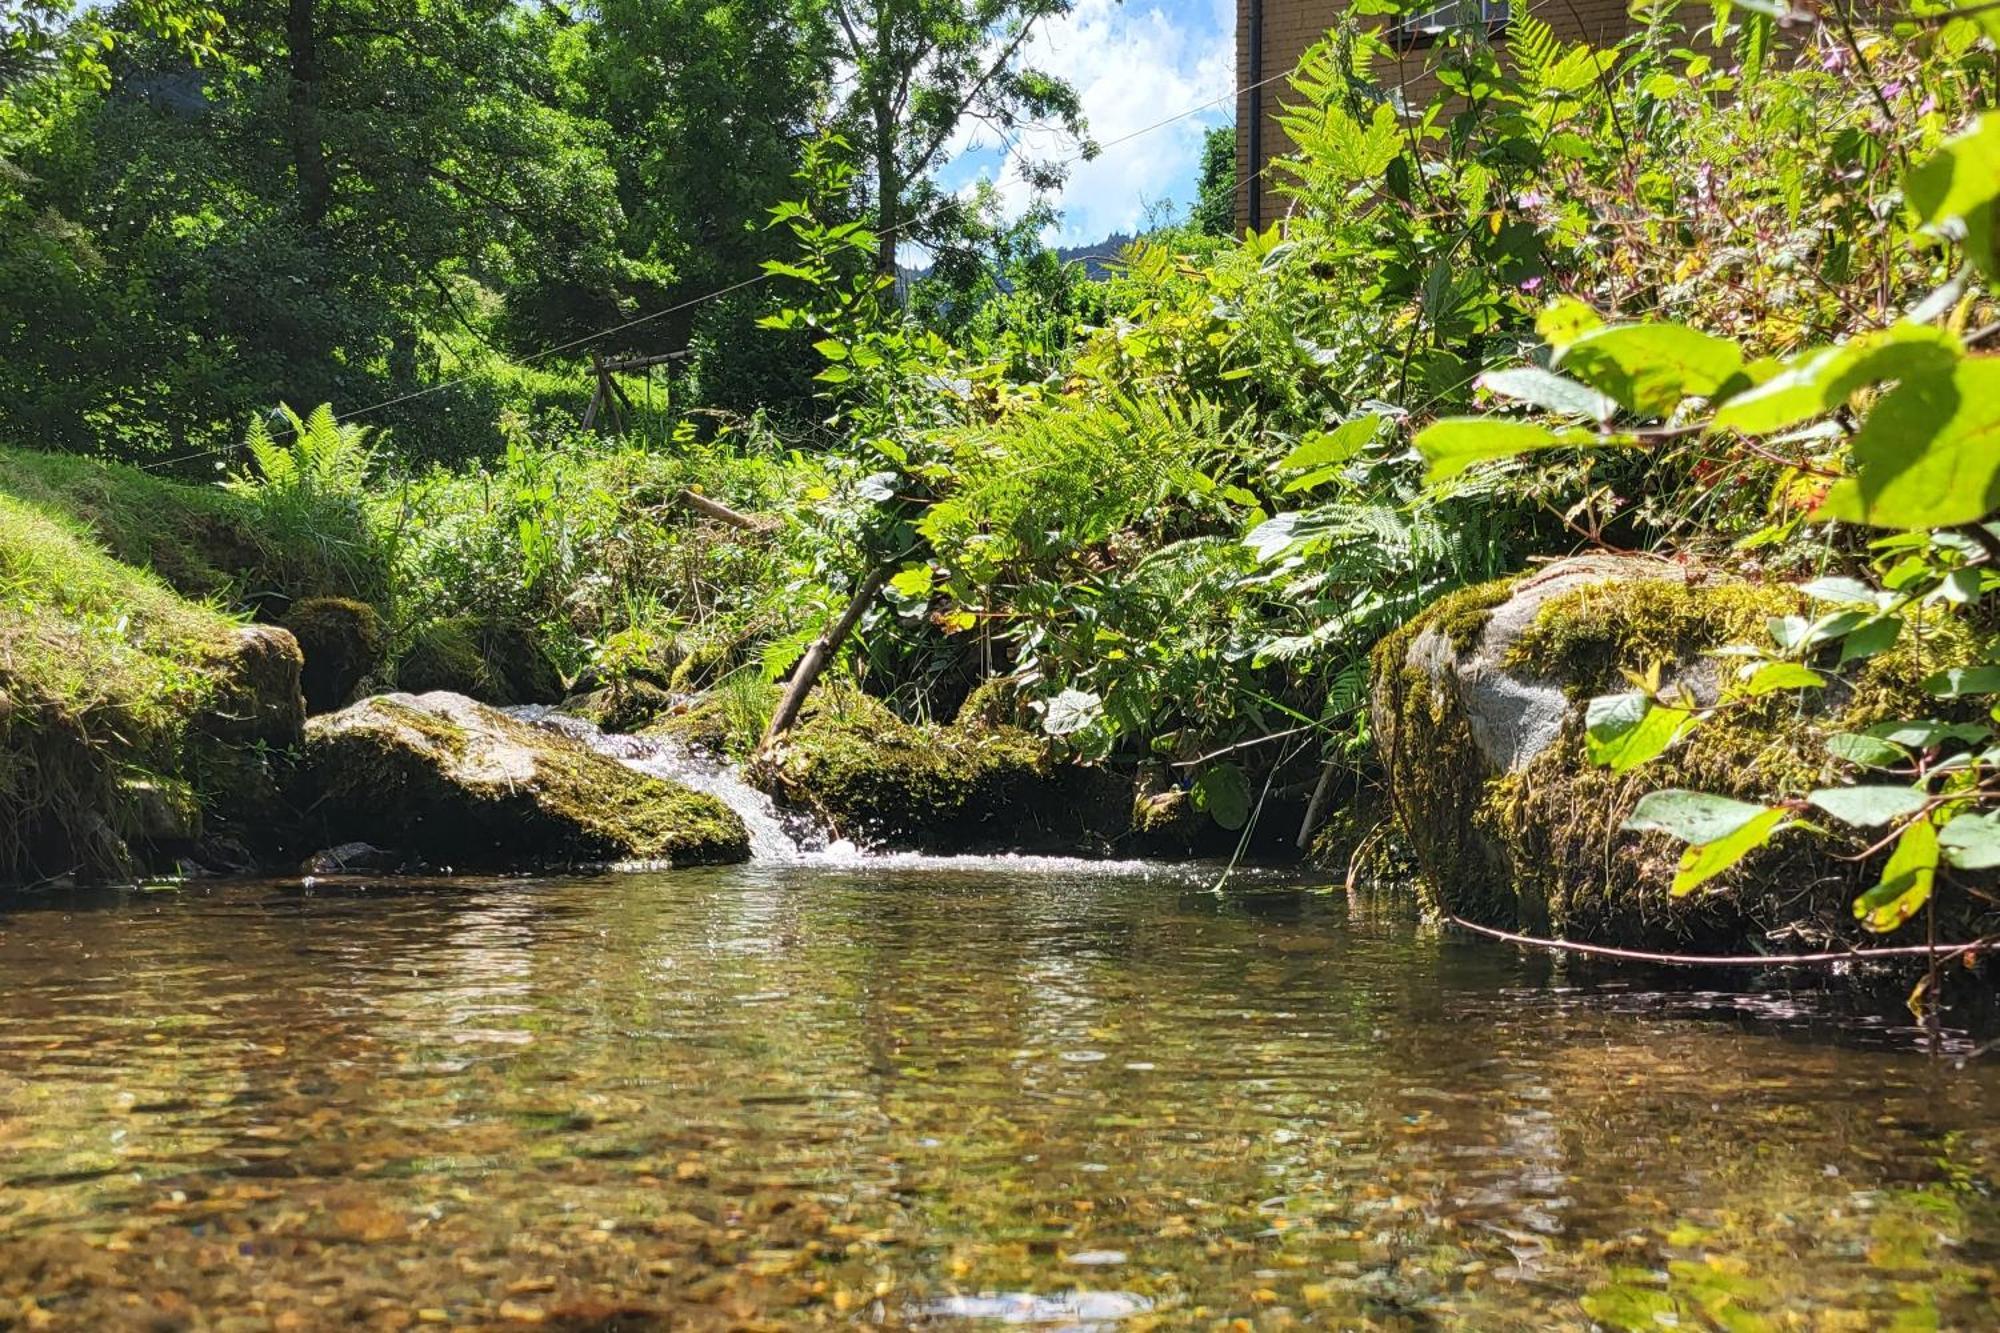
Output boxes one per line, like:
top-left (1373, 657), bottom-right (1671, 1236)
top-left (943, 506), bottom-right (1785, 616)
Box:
top-left (935, 0), bottom-right (1235, 247)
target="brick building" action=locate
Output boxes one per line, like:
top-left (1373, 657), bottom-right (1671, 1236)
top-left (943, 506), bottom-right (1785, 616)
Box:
top-left (1234, 1), bottom-right (1643, 229)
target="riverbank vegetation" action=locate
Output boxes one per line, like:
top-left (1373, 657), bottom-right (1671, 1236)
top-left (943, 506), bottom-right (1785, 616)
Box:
top-left (4, 3), bottom-right (1999, 982)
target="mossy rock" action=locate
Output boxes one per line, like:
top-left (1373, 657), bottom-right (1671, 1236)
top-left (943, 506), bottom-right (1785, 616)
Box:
top-left (1371, 555), bottom-right (1994, 950)
top-left (0, 494), bottom-right (306, 885)
top-left (396, 616), bottom-right (565, 706)
top-left (750, 688), bottom-right (1132, 853)
top-left (562, 682), bottom-right (676, 734)
top-left (298, 691), bottom-right (748, 869)
top-left (284, 597), bottom-right (388, 714)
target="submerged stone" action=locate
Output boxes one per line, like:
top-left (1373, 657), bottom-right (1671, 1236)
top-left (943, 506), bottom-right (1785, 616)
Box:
top-left (299, 691), bottom-right (749, 869)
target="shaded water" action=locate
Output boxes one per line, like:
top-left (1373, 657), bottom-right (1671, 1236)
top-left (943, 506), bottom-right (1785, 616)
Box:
top-left (1, 866), bottom-right (1996, 1330)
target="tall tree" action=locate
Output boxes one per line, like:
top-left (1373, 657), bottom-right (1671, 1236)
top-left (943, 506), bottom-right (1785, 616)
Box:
top-left (820, 0), bottom-right (1085, 275)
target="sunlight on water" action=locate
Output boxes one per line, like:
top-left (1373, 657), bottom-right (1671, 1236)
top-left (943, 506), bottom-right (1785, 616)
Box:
top-left (0, 869), bottom-right (1995, 1329)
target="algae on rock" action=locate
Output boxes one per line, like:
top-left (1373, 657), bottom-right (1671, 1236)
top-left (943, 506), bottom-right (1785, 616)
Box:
top-left (1371, 555), bottom-right (1991, 950)
top-left (299, 691), bottom-right (749, 868)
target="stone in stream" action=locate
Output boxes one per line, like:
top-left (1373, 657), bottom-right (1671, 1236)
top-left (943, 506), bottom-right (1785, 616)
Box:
top-left (1371, 554), bottom-right (1998, 952)
top-left (297, 691), bottom-right (749, 869)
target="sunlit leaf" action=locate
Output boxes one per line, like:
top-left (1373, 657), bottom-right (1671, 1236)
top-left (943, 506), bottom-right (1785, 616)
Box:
top-left (1585, 693), bottom-right (1693, 771)
top-left (1816, 359), bottom-right (2000, 529)
top-left (1806, 785), bottom-right (1929, 828)
top-left (1412, 419), bottom-right (1614, 482)
top-left (1554, 323), bottom-right (1745, 418)
top-left (1825, 732), bottom-right (1910, 768)
top-left (1939, 811), bottom-right (2000, 870)
top-left (1709, 325), bottom-right (1960, 436)
top-left (1671, 807), bottom-right (1792, 897)
top-left (1853, 818), bottom-right (1938, 933)
top-left (1475, 367), bottom-right (1618, 422)
top-left (1623, 789), bottom-right (1773, 844)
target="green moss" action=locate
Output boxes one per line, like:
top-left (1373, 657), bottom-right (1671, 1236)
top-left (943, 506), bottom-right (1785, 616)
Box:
top-left (0, 492), bottom-right (285, 883)
top-left (1504, 578), bottom-right (1803, 694)
top-left (1379, 566), bottom-right (1997, 948)
top-left (284, 596), bottom-right (388, 713)
top-left (394, 616), bottom-right (563, 706)
top-left (302, 694), bottom-right (747, 867)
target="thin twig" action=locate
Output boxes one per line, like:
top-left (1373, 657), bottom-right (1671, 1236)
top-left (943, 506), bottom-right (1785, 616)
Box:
top-left (1444, 913), bottom-right (1997, 968)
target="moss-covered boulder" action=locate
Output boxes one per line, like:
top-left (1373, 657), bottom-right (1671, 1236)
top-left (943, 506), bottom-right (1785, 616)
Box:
top-left (0, 495), bottom-right (306, 885)
top-left (1371, 555), bottom-right (1988, 950)
top-left (749, 689), bottom-right (1133, 853)
top-left (284, 596), bottom-right (388, 713)
top-left (298, 691), bottom-right (748, 869)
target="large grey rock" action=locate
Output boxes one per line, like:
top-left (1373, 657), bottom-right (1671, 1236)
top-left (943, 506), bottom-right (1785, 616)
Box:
top-left (1403, 554), bottom-right (1667, 773)
top-left (297, 692), bottom-right (750, 870)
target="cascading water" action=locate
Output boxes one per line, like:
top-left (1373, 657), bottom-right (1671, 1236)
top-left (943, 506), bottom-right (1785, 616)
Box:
top-left (508, 706), bottom-right (846, 862)
top-left (509, 705), bottom-right (1168, 875)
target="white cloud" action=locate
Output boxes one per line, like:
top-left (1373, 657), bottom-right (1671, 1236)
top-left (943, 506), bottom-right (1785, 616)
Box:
top-left (941, 0), bottom-right (1235, 247)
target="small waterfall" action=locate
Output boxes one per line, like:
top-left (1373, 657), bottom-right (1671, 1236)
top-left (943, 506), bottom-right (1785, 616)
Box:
top-left (508, 706), bottom-right (838, 862)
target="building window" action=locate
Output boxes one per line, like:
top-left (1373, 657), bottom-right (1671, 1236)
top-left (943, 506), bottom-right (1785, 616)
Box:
top-left (1388, 0), bottom-right (1511, 50)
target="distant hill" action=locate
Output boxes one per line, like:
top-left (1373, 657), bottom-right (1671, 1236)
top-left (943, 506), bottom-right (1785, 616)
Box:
top-left (900, 232), bottom-right (1140, 289)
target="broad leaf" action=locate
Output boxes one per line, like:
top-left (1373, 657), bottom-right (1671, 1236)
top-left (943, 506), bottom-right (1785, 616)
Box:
top-left (1585, 693), bottom-right (1692, 771)
top-left (1825, 732), bottom-right (1910, 768)
top-left (1476, 367), bottom-right (1619, 422)
top-left (1040, 688), bottom-right (1103, 738)
top-left (1709, 325), bottom-right (1960, 436)
top-left (1853, 818), bottom-right (1939, 933)
top-left (1837, 615), bottom-right (1903, 664)
top-left (1277, 415), bottom-right (1381, 472)
top-left (1671, 808), bottom-right (1792, 897)
top-left (1623, 789), bottom-right (1773, 844)
top-left (1413, 418), bottom-right (1611, 482)
top-left (1924, 665), bottom-right (2000, 696)
top-left (1816, 358), bottom-right (2000, 529)
top-left (1806, 785), bottom-right (1929, 828)
top-left (1904, 114), bottom-right (2000, 231)
top-left (1737, 661), bottom-right (1824, 697)
top-left (1863, 720), bottom-right (1993, 749)
top-left (1555, 323), bottom-right (1745, 418)
top-left (1939, 811), bottom-right (2000, 870)
top-left (1192, 762), bottom-right (1252, 830)
top-left (1796, 576), bottom-right (1879, 606)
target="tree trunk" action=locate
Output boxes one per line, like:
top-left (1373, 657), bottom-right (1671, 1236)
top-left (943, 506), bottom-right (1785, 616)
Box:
top-left (287, 0), bottom-right (331, 230)
top-left (761, 564), bottom-right (892, 749)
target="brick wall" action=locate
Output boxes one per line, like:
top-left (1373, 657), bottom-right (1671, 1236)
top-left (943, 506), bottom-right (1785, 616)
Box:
top-left (1234, 1), bottom-right (1648, 231)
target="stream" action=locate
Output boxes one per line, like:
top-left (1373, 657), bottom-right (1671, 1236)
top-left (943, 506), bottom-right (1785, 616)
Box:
top-left (0, 724), bottom-right (1996, 1328)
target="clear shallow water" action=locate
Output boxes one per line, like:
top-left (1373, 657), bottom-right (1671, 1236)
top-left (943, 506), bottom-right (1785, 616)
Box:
top-left (0, 866), bottom-right (1995, 1331)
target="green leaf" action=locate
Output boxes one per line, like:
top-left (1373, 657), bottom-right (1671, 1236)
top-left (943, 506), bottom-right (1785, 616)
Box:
top-left (1624, 789), bottom-right (1773, 844)
top-left (1535, 297), bottom-right (1604, 350)
top-left (1585, 693), bottom-right (1692, 771)
top-left (1413, 418), bottom-right (1612, 482)
top-left (1671, 807), bottom-right (1792, 897)
top-left (1925, 665), bottom-right (2000, 696)
top-left (1192, 762), bottom-right (1252, 830)
top-left (887, 564), bottom-right (934, 600)
top-left (812, 338), bottom-right (850, 362)
top-left (1797, 576), bottom-right (1879, 606)
top-left (1475, 367), bottom-right (1619, 422)
top-left (1825, 732), bottom-right (1910, 768)
top-left (1554, 323), bottom-right (1745, 418)
top-left (1039, 688), bottom-right (1102, 738)
top-left (1939, 811), bottom-right (2000, 870)
top-left (1863, 720), bottom-right (1993, 749)
top-left (1904, 114), bottom-right (2000, 232)
top-left (1853, 818), bottom-right (1938, 934)
top-left (1709, 325), bottom-right (1961, 436)
top-left (1806, 785), bottom-right (1929, 827)
top-left (1277, 415), bottom-right (1381, 472)
top-left (1737, 661), bottom-right (1825, 697)
top-left (1816, 359), bottom-right (2000, 529)
top-left (1837, 615), bottom-right (1903, 664)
